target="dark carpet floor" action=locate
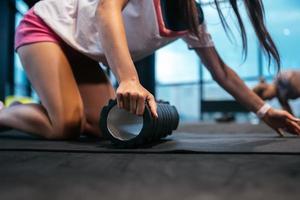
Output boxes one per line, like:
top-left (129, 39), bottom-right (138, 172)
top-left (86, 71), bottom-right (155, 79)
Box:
top-left (1, 123), bottom-right (300, 200)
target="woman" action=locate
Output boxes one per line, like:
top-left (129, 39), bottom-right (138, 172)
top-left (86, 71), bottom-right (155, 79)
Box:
top-left (0, 0), bottom-right (299, 139)
top-left (253, 71), bottom-right (300, 115)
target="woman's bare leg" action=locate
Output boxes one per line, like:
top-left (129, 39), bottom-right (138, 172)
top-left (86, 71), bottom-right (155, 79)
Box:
top-left (78, 82), bottom-right (115, 137)
top-left (64, 46), bottom-right (115, 137)
top-left (0, 42), bottom-right (85, 139)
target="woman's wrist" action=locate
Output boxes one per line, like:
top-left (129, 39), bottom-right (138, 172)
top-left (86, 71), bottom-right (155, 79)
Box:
top-left (113, 65), bottom-right (139, 84)
top-left (256, 103), bottom-right (272, 119)
top-left (119, 76), bottom-right (140, 84)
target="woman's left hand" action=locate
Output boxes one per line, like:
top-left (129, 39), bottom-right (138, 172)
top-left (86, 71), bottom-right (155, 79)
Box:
top-left (262, 108), bottom-right (300, 136)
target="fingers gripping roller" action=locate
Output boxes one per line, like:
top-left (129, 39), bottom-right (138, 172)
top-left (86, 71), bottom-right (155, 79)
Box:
top-left (99, 99), bottom-right (179, 148)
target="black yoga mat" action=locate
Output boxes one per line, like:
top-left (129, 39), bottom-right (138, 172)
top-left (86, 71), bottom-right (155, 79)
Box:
top-left (1, 123), bottom-right (300, 154)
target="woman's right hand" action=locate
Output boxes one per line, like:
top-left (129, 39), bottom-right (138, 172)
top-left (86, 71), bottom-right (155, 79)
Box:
top-left (262, 108), bottom-right (300, 136)
top-left (116, 79), bottom-right (158, 118)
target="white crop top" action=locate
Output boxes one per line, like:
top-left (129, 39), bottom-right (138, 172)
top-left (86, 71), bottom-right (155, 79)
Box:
top-left (34, 0), bottom-right (214, 62)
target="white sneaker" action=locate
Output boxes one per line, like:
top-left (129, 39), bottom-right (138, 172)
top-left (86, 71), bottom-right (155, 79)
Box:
top-left (0, 101), bottom-right (11, 132)
top-left (0, 101), bottom-right (4, 110)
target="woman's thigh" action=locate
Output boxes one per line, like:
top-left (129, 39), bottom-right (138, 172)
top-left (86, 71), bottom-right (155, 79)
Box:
top-left (17, 42), bottom-right (85, 135)
top-left (63, 44), bottom-right (115, 137)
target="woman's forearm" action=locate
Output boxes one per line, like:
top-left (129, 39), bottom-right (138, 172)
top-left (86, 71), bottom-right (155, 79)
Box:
top-left (95, 1), bottom-right (157, 117)
top-left (96, 0), bottom-right (139, 83)
top-left (196, 47), bottom-right (265, 113)
top-left (216, 66), bottom-right (265, 113)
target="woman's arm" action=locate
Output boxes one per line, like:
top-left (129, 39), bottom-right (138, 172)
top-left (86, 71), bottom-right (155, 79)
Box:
top-left (96, 0), bottom-right (157, 117)
top-left (195, 46), bottom-right (300, 136)
top-left (195, 47), bottom-right (265, 112)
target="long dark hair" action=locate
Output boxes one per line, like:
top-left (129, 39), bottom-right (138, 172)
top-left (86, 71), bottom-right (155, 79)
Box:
top-left (179, 0), bottom-right (200, 37)
top-left (181, 0), bottom-right (280, 70)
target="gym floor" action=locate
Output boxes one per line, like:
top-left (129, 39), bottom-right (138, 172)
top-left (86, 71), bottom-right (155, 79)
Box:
top-left (1, 123), bottom-right (300, 200)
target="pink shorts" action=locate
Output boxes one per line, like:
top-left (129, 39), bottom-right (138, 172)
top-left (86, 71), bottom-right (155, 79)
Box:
top-left (15, 8), bottom-right (62, 51)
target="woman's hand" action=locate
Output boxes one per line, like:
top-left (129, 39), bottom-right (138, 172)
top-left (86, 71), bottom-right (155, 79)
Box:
top-left (116, 79), bottom-right (158, 118)
top-left (262, 108), bottom-right (300, 136)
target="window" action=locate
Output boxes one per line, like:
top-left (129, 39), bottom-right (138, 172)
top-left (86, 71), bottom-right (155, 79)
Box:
top-left (263, 0), bottom-right (300, 74)
top-left (263, 0), bottom-right (300, 117)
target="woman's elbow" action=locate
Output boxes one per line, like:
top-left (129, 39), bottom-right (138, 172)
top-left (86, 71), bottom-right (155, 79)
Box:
top-left (96, 0), bottom-right (127, 15)
top-left (96, 0), bottom-right (115, 19)
top-left (96, 3), bottom-right (108, 19)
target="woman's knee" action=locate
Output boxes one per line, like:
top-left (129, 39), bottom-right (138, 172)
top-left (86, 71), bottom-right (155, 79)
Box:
top-left (82, 113), bottom-right (102, 137)
top-left (46, 105), bottom-right (86, 140)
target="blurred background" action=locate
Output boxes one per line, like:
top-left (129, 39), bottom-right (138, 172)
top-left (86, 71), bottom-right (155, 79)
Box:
top-left (1, 0), bottom-right (300, 123)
